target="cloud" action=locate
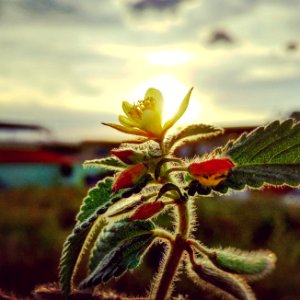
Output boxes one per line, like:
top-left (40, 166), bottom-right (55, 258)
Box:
top-left (0, 0), bottom-right (124, 26)
top-left (1, 0), bottom-right (300, 141)
top-left (191, 50), bottom-right (300, 121)
top-left (207, 29), bottom-right (235, 45)
top-left (0, 101), bottom-right (123, 142)
top-left (0, 22), bottom-right (126, 101)
top-left (130, 0), bottom-right (181, 11)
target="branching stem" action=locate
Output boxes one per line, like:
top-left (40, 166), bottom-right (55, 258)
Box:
top-left (152, 200), bottom-right (190, 300)
top-left (152, 229), bottom-right (175, 244)
top-left (187, 239), bottom-right (211, 256)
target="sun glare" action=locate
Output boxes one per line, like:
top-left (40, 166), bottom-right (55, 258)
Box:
top-left (129, 74), bottom-right (201, 125)
top-left (145, 51), bottom-right (193, 66)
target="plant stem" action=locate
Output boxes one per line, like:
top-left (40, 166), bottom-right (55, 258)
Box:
top-left (177, 201), bottom-right (189, 238)
top-left (152, 229), bottom-right (175, 244)
top-left (152, 201), bottom-right (189, 300)
top-left (165, 166), bottom-right (188, 176)
top-left (187, 239), bottom-right (211, 256)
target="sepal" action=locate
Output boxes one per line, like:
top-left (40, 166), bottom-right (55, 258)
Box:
top-left (111, 148), bottom-right (146, 164)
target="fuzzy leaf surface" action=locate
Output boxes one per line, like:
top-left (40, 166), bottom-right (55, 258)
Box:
top-left (76, 174), bottom-right (152, 224)
top-left (89, 218), bottom-right (155, 272)
top-left (108, 196), bottom-right (146, 218)
top-left (166, 123), bottom-right (223, 152)
top-left (59, 174), bottom-right (152, 295)
top-left (59, 227), bottom-right (90, 296)
top-left (220, 119), bottom-right (300, 190)
top-left (83, 157), bottom-right (126, 170)
top-left (59, 218), bottom-right (106, 296)
top-left (190, 258), bottom-right (255, 300)
top-left (210, 248), bottom-right (276, 281)
top-left (76, 178), bottom-right (115, 223)
top-left (79, 219), bottom-right (155, 289)
top-left (227, 119), bottom-right (300, 164)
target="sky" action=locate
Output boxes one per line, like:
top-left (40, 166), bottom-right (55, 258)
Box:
top-left (0, 0), bottom-right (299, 142)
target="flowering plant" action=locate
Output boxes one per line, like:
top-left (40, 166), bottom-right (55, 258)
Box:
top-left (59, 87), bottom-right (300, 299)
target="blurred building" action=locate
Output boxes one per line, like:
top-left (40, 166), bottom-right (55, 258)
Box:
top-left (174, 126), bottom-right (255, 157)
top-left (0, 122), bottom-right (118, 188)
top-left (1, 121), bottom-right (297, 197)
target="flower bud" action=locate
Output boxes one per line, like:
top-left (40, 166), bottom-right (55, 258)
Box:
top-left (189, 158), bottom-right (234, 175)
top-left (112, 163), bottom-right (147, 192)
top-left (130, 201), bottom-right (164, 221)
top-left (188, 158), bottom-right (234, 187)
top-left (111, 149), bottom-right (145, 164)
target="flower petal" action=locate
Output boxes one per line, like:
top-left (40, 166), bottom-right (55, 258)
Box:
top-left (122, 101), bottom-right (133, 118)
top-left (119, 115), bottom-right (140, 127)
top-left (162, 87), bottom-right (193, 134)
top-left (189, 159), bottom-right (234, 176)
top-left (141, 110), bottom-right (163, 137)
top-left (144, 87), bottom-right (163, 113)
top-left (102, 122), bottom-right (151, 137)
top-left (196, 173), bottom-right (227, 187)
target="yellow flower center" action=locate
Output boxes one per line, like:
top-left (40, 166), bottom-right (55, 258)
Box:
top-left (196, 171), bottom-right (229, 187)
top-left (128, 97), bottom-right (157, 122)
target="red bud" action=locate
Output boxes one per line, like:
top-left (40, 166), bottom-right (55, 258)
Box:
top-left (112, 163), bottom-right (147, 192)
top-left (189, 158), bottom-right (234, 176)
top-left (111, 149), bottom-right (145, 164)
top-left (130, 201), bottom-right (164, 221)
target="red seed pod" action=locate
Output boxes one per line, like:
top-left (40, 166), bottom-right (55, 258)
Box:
top-left (188, 158), bottom-right (234, 176)
top-left (130, 201), bottom-right (164, 221)
top-left (111, 149), bottom-right (145, 164)
top-left (112, 163), bottom-right (147, 192)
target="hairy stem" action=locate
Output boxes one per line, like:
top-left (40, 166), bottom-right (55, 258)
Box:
top-left (178, 201), bottom-right (190, 238)
top-left (152, 201), bottom-right (190, 300)
top-left (187, 239), bottom-right (211, 256)
top-left (152, 229), bottom-right (175, 244)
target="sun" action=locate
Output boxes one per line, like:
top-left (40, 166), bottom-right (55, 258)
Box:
top-left (129, 74), bottom-right (201, 126)
top-left (145, 50), bottom-right (193, 66)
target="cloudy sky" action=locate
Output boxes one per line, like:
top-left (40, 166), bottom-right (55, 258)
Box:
top-left (0, 0), bottom-right (299, 142)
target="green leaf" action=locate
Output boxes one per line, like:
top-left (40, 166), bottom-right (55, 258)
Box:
top-left (79, 219), bottom-right (155, 289)
top-left (89, 218), bottom-right (155, 272)
top-left (189, 258), bottom-right (255, 300)
top-left (80, 234), bottom-right (154, 289)
top-left (108, 195), bottom-right (150, 218)
top-left (227, 119), bottom-right (300, 164)
top-left (166, 123), bottom-right (223, 152)
top-left (76, 178), bottom-right (115, 223)
top-left (59, 173), bottom-right (152, 295)
top-left (83, 157), bottom-right (127, 171)
top-left (76, 174), bottom-right (152, 224)
top-left (210, 248), bottom-right (276, 281)
top-left (59, 227), bottom-right (90, 296)
top-left (59, 218), bottom-right (105, 296)
top-left (220, 119), bottom-right (300, 191)
top-left (229, 164), bottom-right (300, 189)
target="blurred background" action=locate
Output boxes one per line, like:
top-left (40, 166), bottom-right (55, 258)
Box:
top-left (0, 0), bottom-right (300, 299)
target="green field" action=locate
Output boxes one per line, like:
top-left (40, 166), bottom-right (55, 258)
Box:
top-left (1, 187), bottom-right (300, 299)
